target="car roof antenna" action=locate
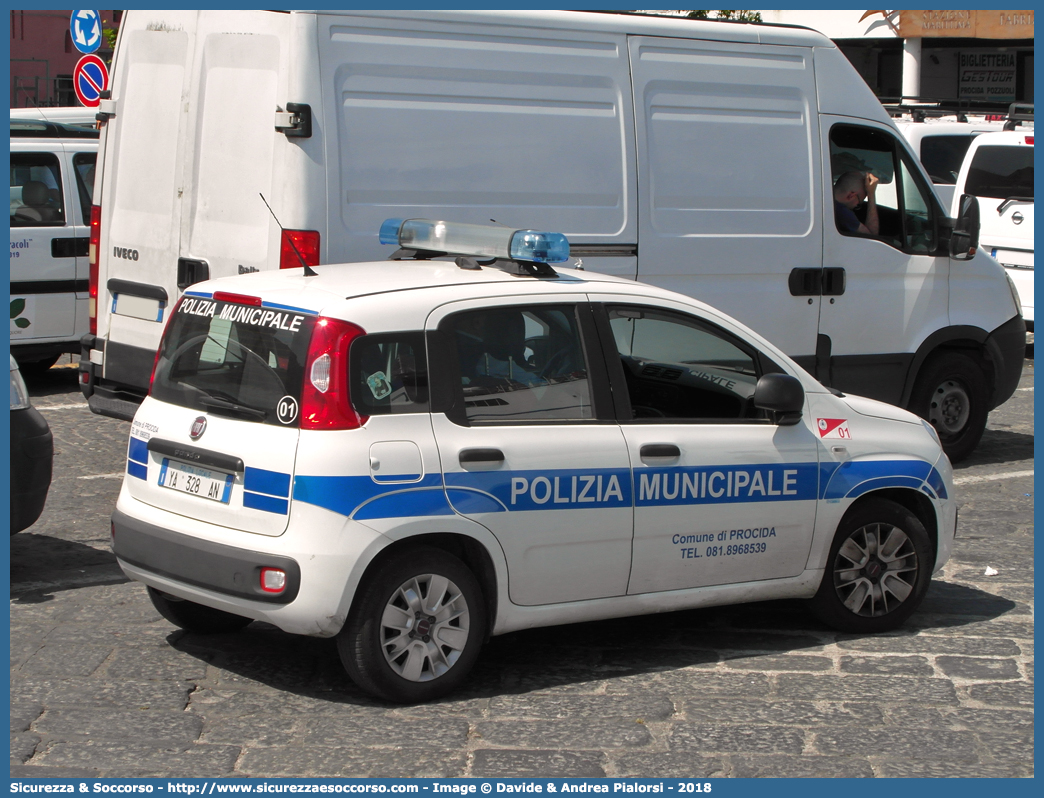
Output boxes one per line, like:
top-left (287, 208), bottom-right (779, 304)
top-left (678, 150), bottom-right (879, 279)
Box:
top-left (259, 193), bottom-right (318, 277)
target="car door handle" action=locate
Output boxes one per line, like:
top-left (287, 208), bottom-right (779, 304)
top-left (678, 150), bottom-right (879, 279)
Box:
top-left (459, 448), bottom-right (504, 465)
top-left (640, 443), bottom-right (680, 459)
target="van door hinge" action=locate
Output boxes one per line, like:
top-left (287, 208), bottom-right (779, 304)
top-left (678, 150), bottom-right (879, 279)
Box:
top-left (274, 103), bottom-right (312, 138)
top-left (95, 96), bottom-right (116, 123)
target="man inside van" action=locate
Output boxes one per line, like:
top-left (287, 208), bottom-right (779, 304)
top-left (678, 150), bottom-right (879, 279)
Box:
top-left (833, 171), bottom-right (879, 236)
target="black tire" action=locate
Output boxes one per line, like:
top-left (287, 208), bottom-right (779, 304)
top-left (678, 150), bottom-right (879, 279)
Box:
top-left (909, 352), bottom-right (988, 463)
top-left (147, 587), bottom-right (253, 634)
top-left (337, 547), bottom-right (486, 703)
top-left (17, 354), bottom-right (61, 375)
top-left (809, 498), bottom-right (933, 634)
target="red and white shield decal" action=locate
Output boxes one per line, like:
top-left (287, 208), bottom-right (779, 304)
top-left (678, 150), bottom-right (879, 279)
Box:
top-left (817, 418), bottom-right (850, 439)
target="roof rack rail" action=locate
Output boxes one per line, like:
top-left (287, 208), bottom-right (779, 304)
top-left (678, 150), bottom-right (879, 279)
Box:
top-left (10, 118), bottom-right (100, 139)
top-left (1003, 102), bottom-right (1033, 130)
top-left (880, 96), bottom-right (1030, 124)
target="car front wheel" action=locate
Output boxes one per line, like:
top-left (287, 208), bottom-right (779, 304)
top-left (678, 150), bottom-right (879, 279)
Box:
top-left (338, 547), bottom-right (486, 703)
top-left (809, 498), bottom-right (933, 634)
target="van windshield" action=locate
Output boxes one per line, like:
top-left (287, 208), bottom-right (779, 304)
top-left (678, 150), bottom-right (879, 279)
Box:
top-left (965, 145), bottom-right (1034, 199)
top-left (151, 297), bottom-right (316, 426)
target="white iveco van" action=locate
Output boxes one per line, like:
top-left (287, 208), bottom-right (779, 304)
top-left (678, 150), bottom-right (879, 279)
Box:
top-left (80, 9), bottom-right (1025, 462)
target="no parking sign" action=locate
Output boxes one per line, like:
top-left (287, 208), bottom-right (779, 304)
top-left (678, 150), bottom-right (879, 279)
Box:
top-left (73, 53), bottom-right (109, 108)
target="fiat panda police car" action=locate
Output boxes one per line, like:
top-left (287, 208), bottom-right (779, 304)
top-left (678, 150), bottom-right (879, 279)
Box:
top-left (112, 219), bottom-right (957, 703)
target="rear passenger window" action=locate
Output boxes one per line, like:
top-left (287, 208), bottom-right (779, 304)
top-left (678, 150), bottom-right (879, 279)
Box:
top-left (350, 333), bottom-right (429, 416)
top-left (442, 305), bottom-right (593, 423)
top-left (10, 153), bottom-right (65, 227)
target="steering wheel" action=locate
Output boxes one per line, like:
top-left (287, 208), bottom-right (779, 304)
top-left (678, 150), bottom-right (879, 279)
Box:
top-left (539, 348), bottom-right (574, 380)
top-left (632, 405), bottom-right (667, 419)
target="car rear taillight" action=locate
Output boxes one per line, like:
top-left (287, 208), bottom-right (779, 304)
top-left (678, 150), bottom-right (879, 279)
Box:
top-left (88, 205), bottom-right (101, 335)
top-left (300, 317), bottom-right (367, 430)
top-left (280, 230), bottom-right (320, 270)
top-left (1026, 136), bottom-right (1034, 145)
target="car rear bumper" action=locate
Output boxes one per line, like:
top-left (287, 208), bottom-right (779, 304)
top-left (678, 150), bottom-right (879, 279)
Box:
top-left (112, 489), bottom-right (390, 636)
top-left (112, 507), bottom-right (302, 604)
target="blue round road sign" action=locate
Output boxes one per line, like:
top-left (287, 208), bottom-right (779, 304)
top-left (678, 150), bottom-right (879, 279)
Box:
top-left (74, 53), bottom-right (109, 108)
top-left (70, 9), bottom-right (102, 55)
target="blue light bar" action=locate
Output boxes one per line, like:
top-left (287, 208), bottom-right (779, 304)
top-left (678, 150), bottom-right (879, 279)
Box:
top-left (379, 218), bottom-right (570, 264)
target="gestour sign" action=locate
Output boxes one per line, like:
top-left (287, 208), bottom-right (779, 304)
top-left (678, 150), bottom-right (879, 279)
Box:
top-left (898, 10), bottom-right (1033, 39)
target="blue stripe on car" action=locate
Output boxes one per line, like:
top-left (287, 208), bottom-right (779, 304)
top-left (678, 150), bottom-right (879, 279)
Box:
top-left (128, 436), bottom-right (148, 465)
top-left (244, 466), bottom-right (291, 498)
top-left (243, 492), bottom-right (289, 515)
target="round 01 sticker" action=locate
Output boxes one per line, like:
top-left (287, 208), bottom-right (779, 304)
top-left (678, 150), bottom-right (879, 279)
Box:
top-left (277, 396), bottom-right (299, 425)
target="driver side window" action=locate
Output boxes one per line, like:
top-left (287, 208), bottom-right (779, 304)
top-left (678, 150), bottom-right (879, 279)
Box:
top-left (606, 306), bottom-right (763, 422)
top-left (830, 124), bottom-right (937, 253)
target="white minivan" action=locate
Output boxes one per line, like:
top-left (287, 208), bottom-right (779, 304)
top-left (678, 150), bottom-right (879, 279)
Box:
top-left (79, 9), bottom-right (1025, 462)
top-left (10, 118), bottom-right (98, 371)
top-left (951, 128), bottom-right (1034, 331)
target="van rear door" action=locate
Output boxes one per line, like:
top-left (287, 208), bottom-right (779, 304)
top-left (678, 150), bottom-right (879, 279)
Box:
top-left (99, 11), bottom-right (200, 392)
top-left (100, 11), bottom-right (294, 395)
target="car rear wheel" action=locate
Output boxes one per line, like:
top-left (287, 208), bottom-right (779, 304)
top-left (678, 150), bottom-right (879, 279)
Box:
top-left (337, 547), bottom-right (486, 703)
top-left (147, 587), bottom-right (253, 634)
top-left (16, 354), bottom-right (61, 375)
top-left (909, 352), bottom-right (988, 463)
top-left (809, 498), bottom-right (932, 634)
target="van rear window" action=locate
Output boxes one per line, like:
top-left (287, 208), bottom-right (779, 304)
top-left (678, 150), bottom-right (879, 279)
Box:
top-left (151, 297), bottom-right (316, 427)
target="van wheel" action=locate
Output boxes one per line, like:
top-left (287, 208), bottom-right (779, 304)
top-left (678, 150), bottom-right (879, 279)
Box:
top-left (147, 587), bottom-right (253, 634)
top-left (337, 547), bottom-right (486, 703)
top-left (909, 352), bottom-right (987, 463)
top-left (809, 499), bottom-right (932, 634)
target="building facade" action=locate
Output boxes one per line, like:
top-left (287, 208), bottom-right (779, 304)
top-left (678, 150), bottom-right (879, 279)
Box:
top-left (10, 9), bottom-right (121, 108)
top-left (758, 10), bottom-right (1033, 110)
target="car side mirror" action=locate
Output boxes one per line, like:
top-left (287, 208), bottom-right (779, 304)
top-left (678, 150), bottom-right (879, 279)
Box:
top-left (753, 373), bottom-right (804, 426)
top-left (949, 193), bottom-right (980, 260)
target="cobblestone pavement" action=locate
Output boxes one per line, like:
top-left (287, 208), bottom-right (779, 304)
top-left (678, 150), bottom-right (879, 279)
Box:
top-left (10, 357), bottom-right (1033, 778)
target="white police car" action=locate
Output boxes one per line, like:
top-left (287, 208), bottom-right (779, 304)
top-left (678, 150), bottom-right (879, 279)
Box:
top-left (112, 219), bottom-right (957, 703)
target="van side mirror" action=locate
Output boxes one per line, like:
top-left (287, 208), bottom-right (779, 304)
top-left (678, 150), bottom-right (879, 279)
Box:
top-left (949, 193), bottom-right (980, 260)
top-left (753, 373), bottom-right (804, 426)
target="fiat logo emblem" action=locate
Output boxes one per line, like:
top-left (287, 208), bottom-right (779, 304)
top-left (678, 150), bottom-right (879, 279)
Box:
top-left (190, 416), bottom-right (207, 440)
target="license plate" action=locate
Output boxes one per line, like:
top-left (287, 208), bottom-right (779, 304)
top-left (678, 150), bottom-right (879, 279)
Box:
top-left (158, 458), bottom-right (234, 503)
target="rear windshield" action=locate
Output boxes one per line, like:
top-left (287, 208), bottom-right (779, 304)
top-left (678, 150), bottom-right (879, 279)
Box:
top-left (919, 135), bottom-right (977, 185)
top-left (965, 145), bottom-right (1034, 199)
top-left (151, 297), bottom-right (316, 427)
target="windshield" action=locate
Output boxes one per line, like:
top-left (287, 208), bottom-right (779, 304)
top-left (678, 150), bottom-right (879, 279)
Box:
top-left (965, 145), bottom-right (1034, 199)
top-left (151, 296), bottom-right (316, 426)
